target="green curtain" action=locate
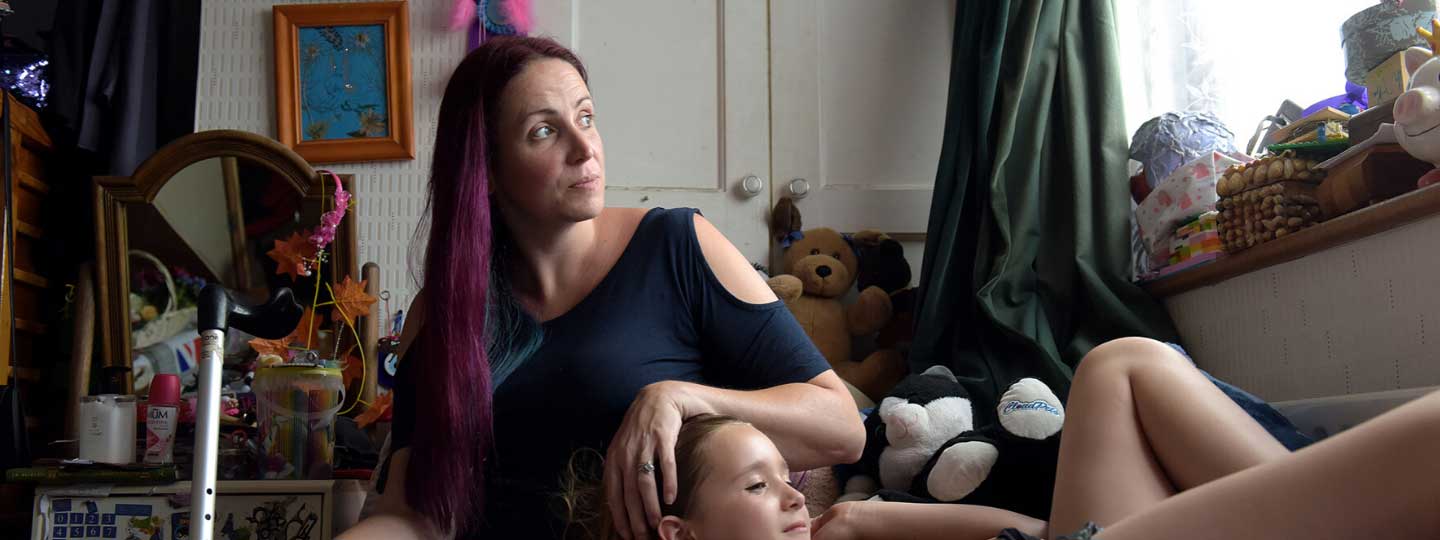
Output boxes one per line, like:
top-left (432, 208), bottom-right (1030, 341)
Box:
top-left (911, 0), bottom-right (1179, 410)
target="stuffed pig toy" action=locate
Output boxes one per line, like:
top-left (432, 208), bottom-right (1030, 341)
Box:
top-left (1394, 45), bottom-right (1440, 188)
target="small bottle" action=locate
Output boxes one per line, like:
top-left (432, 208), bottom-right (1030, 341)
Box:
top-left (143, 374), bottom-right (181, 465)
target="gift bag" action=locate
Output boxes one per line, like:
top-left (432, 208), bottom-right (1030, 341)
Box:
top-left (1136, 151), bottom-right (1252, 266)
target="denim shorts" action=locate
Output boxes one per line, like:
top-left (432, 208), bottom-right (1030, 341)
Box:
top-left (997, 521), bottom-right (1101, 540)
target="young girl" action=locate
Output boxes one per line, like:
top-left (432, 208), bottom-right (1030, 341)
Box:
top-left (563, 414), bottom-right (810, 540)
top-left (808, 337), bottom-right (1440, 539)
top-left (563, 414), bottom-right (1044, 540)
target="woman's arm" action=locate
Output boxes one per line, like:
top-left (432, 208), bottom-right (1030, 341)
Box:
top-left (659, 373), bottom-right (862, 468)
top-left (686, 214), bottom-right (864, 466)
top-left (337, 449), bottom-right (445, 540)
top-left (811, 501), bottom-right (1047, 540)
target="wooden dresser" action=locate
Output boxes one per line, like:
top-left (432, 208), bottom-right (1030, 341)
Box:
top-left (3, 90), bottom-right (58, 420)
top-left (1, 91), bottom-right (58, 533)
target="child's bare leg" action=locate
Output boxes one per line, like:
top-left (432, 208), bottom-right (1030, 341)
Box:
top-left (1096, 389), bottom-right (1440, 539)
top-left (1049, 338), bottom-right (1289, 537)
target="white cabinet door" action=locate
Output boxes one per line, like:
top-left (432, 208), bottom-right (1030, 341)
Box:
top-left (533, 0), bottom-right (773, 264)
top-left (770, 0), bottom-right (954, 237)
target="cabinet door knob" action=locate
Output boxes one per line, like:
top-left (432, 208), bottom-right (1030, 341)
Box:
top-left (787, 178), bottom-right (810, 199)
top-left (740, 175), bottom-right (764, 197)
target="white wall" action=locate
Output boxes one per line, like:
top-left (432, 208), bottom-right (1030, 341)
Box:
top-left (196, 0), bottom-right (466, 313)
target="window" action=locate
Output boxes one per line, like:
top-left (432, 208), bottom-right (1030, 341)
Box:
top-left (1116, 0), bottom-right (1379, 146)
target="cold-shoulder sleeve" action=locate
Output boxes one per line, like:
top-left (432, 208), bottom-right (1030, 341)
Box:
top-left (663, 208), bottom-right (832, 389)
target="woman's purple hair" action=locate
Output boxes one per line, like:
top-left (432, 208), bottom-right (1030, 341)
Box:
top-left (412, 36), bottom-right (587, 535)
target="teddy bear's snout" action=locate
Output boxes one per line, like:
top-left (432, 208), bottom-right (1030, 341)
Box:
top-left (816, 265), bottom-right (833, 278)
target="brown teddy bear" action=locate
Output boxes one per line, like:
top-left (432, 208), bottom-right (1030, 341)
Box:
top-left (767, 227), bottom-right (909, 403)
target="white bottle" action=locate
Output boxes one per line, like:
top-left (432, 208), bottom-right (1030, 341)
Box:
top-left (144, 374), bottom-right (181, 465)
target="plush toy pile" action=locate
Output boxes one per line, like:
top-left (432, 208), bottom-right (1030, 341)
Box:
top-left (766, 227), bottom-right (908, 403)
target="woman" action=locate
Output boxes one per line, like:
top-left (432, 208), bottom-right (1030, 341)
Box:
top-left (340, 37), bottom-right (863, 539)
top-left (562, 414), bottom-right (815, 540)
top-left (809, 337), bottom-right (1440, 539)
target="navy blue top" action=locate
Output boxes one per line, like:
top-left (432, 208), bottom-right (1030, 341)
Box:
top-left (381, 207), bottom-right (831, 537)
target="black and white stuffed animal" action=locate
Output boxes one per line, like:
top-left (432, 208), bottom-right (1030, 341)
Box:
top-left (840, 366), bottom-right (1065, 519)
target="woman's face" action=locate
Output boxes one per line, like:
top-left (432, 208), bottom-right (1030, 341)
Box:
top-left (661, 425), bottom-right (809, 540)
top-left (492, 58), bottom-right (605, 225)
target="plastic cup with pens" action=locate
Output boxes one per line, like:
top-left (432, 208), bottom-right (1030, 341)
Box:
top-left (253, 364), bottom-right (344, 480)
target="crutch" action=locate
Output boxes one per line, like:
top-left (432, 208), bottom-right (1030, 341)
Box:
top-left (192, 285), bottom-right (303, 540)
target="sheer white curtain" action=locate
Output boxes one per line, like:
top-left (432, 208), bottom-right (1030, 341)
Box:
top-left (1115, 0), bottom-right (1379, 145)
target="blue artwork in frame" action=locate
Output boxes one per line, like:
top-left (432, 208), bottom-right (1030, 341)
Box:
top-left (274, 1), bottom-right (413, 163)
top-left (296, 25), bottom-right (389, 141)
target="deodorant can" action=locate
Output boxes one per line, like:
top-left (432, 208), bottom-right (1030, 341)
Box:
top-left (143, 374), bottom-right (181, 464)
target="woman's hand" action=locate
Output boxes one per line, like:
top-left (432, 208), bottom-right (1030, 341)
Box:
top-left (605, 380), bottom-right (700, 540)
top-left (810, 501), bottom-right (866, 540)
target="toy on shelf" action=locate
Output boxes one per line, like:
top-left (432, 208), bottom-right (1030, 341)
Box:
top-left (1393, 20), bottom-right (1440, 188)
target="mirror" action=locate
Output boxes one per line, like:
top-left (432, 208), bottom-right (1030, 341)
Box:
top-left (95, 130), bottom-right (356, 394)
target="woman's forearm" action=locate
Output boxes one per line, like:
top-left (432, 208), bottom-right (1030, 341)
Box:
top-left (830, 501), bottom-right (1047, 540)
top-left (663, 372), bottom-right (864, 470)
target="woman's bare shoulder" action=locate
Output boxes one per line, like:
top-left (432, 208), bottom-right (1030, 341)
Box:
top-left (691, 213), bottom-right (777, 305)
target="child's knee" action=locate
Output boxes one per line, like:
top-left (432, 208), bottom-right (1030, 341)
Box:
top-left (1076, 337), bottom-right (1188, 379)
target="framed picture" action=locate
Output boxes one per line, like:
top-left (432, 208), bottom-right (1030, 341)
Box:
top-left (273, 2), bottom-right (413, 164)
top-left (35, 480), bottom-right (336, 540)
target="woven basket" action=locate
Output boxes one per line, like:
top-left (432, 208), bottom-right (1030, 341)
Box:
top-left (130, 250), bottom-right (197, 350)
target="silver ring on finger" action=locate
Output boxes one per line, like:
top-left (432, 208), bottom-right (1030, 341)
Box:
top-left (639, 461), bottom-right (656, 475)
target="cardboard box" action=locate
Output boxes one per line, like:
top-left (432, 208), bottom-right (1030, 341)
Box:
top-left (1364, 50), bottom-right (1410, 106)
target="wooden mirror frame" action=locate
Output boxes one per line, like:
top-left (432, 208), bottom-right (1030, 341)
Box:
top-left (93, 130), bottom-right (357, 393)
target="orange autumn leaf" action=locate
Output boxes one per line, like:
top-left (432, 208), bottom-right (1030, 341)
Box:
top-left (267, 232), bottom-right (315, 280)
top-left (249, 336), bottom-right (290, 357)
top-left (355, 392), bottom-right (393, 428)
top-left (331, 276), bottom-right (377, 328)
top-left (286, 307), bottom-right (324, 351)
top-left (341, 354), bottom-right (363, 389)
top-left (248, 307), bottom-right (323, 357)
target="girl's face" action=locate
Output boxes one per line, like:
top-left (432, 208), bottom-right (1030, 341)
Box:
top-left (659, 425), bottom-right (810, 540)
top-left (492, 57), bottom-right (606, 226)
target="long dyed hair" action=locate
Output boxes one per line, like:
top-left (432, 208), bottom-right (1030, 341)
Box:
top-left (411, 36), bottom-right (588, 535)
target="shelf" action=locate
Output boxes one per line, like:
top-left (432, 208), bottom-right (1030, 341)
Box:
top-left (14, 319), bottom-right (47, 335)
top-left (1144, 182), bottom-right (1440, 297)
top-left (13, 220), bottom-right (42, 240)
top-left (13, 268), bottom-right (46, 288)
top-left (16, 170), bottom-right (47, 194)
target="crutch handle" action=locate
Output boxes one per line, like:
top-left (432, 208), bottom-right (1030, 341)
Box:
top-left (198, 285), bottom-right (303, 337)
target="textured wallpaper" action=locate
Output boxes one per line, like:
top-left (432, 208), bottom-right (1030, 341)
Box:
top-left (1167, 213), bottom-right (1440, 402)
top-left (197, 0), bottom-right (466, 315)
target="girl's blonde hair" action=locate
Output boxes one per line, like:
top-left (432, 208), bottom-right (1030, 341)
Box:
top-left (559, 414), bottom-right (748, 539)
